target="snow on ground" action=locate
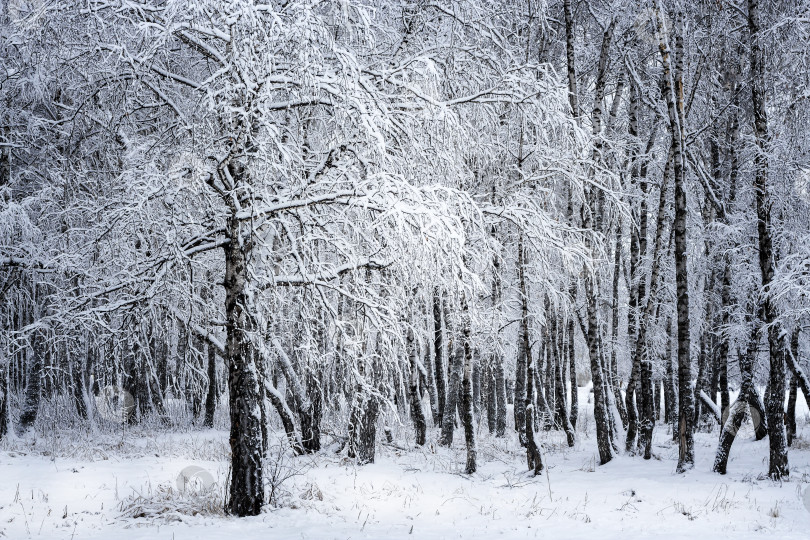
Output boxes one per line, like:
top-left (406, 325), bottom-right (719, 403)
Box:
top-left (2, 394), bottom-right (810, 539)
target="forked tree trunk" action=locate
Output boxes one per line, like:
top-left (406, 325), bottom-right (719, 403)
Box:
top-left (655, 5), bottom-right (694, 472)
top-left (636, 163), bottom-right (671, 459)
top-left (713, 323), bottom-right (764, 473)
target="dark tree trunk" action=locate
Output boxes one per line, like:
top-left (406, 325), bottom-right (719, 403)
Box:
top-left (440, 337), bottom-right (462, 447)
top-left (408, 328), bottom-right (427, 446)
top-left (472, 355), bottom-right (481, 424)
top-left (19, 329), bottom-right (44, 434)
top-left (665, 318), bottom-right (678, 440)
top-left (494, 355), bottom-right (507, 437)
top-left (348, 390), bottom-right (379, 464)
top-left (609, 231), bottom-right (627, 430)
top-left (568, 320), bottom-right (578, 430)
top-left (552, 322), bottom-right (575, 446)
top-left (301, 371), bottom-right (322, 453)
top-left (0, 352), bottom-right (10, 439)
top-left (71, 346), bottom-right (88, 420)
top-left (204, 343), bottom-right (218, 428)
top-left (625, 358), bottom-right (639, 452)
top-left (524, 344), bottom-right (543, 476)
top-left (786, 372), bottom-right (797, 447)
top-left (432, 287), bottom-right (446, 426)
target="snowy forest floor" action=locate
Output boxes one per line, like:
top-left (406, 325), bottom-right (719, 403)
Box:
top-left (2, 397), bottom-right (810, 539)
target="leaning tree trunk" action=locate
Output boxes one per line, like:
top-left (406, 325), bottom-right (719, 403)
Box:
top-left (713, 322), bottom-right (764, 473)
top-left (748, 0), bottom-right (788, 480)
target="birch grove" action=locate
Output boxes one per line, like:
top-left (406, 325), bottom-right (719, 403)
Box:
top-left (2, 0), bottom-right (810, 520)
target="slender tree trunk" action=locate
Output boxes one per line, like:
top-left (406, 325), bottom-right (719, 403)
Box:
top-left (524, 340), bottom-right (543, 475)
top-left (609, 229), bottom-right (628, 429)
top-left (408, 328), bottom-right (427, 446)
top-left (655, 6), bottom-right (694, 472)
top-left (440, 326), bottom-right (462, 447)
top-left (432, 287), bottom-right (446, 426)
top-left (747, 0), bottom-right (788, 480)
top-left (204, 343), bottom-right (218, 428)
top-left (472, 356), bottom-right (481, 424)
top-left (787, 372), bottom-right (797, 447)
top-left (460, 294), bottom-right (477, 473)
top-left (0, 349), bottom-right (9, 439)
top-left (555, 337), bottom-right (575, 446)
top-left (514, 236), bottom-right (530, 446)
top-left (568, 320), bottom-right (578, 430)
top-left (562, 0), bottom-right (580, 122)
top-left (494, 354), bottom-right (507, 437)
top-left (625, 358), bottom-right (639, 452)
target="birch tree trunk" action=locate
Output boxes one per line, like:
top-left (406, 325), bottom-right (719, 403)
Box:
top-left (655, 5), bottom-right (694, 473)
top-left (223, 162), bottom-right (265, 516)
top-left (747, 0), bottom-right (789, 480)
top-left (460, 294), bottom-right (476, 473)
top-left (432, 287), bottom-right (446, 426)
top-left (408, 327), bottom-right (427, 446)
